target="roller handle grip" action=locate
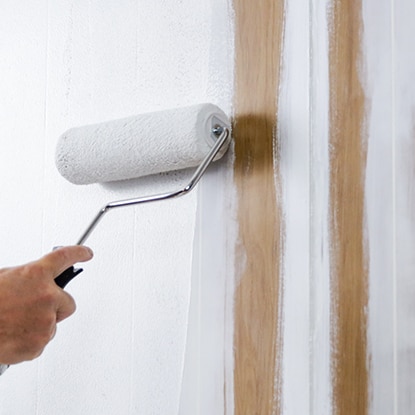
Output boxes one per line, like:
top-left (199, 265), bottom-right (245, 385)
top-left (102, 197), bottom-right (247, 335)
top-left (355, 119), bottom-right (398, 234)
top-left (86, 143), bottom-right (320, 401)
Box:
top-left (54, 266), bottom-right (83, 289)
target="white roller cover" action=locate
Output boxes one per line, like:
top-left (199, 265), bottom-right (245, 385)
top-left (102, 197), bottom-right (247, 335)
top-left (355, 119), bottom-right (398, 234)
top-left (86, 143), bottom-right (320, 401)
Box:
top-left (56, 103), bottom-right (230, 184)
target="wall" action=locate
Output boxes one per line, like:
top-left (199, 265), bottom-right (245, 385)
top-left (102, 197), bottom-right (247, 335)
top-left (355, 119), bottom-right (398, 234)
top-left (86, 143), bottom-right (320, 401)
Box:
top-left (3, 1), bottom-right (414, 414)
top-left (231, 0), bottom-right (415, 414)
top-left (280, 1), bottom-right (415, 413)
top-left (365, 0), bottom-right (415, 412)
top-left (0, 1), bottom-right (233, 414)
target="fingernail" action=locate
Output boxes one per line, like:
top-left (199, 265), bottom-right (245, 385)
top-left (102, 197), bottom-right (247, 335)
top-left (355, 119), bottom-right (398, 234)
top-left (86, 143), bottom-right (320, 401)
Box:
top-left (85, 247), bottom-right (94, 258)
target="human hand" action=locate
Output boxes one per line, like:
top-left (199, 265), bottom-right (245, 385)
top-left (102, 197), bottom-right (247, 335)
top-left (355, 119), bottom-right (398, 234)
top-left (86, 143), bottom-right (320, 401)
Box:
top-left (0, 246), bottom-right (93, 365)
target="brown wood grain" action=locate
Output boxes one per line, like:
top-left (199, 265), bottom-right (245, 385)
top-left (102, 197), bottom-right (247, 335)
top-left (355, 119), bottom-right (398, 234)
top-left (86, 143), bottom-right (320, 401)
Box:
top-left (328, 1), bottom-right (369, 414)
top-left (233, 0), bottom-right (284, 413)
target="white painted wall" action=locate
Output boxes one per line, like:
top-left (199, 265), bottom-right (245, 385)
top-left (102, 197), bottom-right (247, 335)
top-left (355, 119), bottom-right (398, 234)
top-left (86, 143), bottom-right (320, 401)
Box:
top-left (278, 1), bottom-right (332, 413)
top-left (277, 0), bottom-right (415, 414)
top-left (278, 1), bottom-right (312, 414)
top-left (363, 1), bottom-right (395, 413)
top-left (8, 1), bottom-right (415, 413)
top-left (365, 1), bottom-right (415, 413)
top-left (0, 1), bottom-right (234, 414)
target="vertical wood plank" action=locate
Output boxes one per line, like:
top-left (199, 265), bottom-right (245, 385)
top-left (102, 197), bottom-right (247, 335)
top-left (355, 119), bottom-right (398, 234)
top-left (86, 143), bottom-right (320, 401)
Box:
top-left (328, 0), bottom-right (369, 414)
top-left (233, 0), bottom-right (284, 413)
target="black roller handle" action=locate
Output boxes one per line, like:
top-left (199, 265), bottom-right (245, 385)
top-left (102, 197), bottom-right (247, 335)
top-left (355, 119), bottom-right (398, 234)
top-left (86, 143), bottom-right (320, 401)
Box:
top-left (54, 267), bottom-right (83, 289)
top-left (52, 246), bottom-right (84, 289)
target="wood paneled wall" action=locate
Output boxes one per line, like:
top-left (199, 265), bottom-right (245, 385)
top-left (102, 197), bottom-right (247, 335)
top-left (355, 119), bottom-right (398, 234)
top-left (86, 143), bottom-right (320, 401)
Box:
top-left (232, 0), bottom-right (415, 414)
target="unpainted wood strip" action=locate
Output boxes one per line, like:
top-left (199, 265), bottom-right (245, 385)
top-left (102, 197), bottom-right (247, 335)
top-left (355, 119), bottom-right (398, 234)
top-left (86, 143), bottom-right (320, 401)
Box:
top-left (233, 0), bottom-right (284, 413)
top-left (328, 1), bottom-right (369, 414)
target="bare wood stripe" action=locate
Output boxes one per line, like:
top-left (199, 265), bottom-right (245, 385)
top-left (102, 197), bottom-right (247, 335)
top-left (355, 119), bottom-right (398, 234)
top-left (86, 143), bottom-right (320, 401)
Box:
top-left (328, 1), bottom-right (369, 414)
top-left (233, 0), bottom-right (284, 413)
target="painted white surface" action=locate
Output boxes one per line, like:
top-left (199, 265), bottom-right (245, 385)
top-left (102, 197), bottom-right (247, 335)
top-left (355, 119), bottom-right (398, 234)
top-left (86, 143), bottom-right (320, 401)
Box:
top-left (308, 1), bottom-right (332, 413)
top-left (392, 1), bottom-right (415, 412)
top-left (279, 0), bottom-right (415, 414)
top-left (364, 0), bottom-right (415, 413)
top-left (278, 0), bottom-right (332, 413)
top-left (363, 0), bottom-right (395, 413)
top-left (0, 1), bottom-right (234, 414)
top-left (178, 1), bottom-right (235, 413)
top-left (278, 0), bottom-right (311, 413)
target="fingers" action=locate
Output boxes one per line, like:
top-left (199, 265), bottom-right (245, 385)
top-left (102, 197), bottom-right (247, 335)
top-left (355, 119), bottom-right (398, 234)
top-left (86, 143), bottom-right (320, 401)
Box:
top-left (38, 245), bottom-right (94, 278)
top-left (49, 324), bottom-right (57, 341)
top-left (0, 247), bottom-right (93, 364)
top-left (38, 246), bottom-right (89, 322)
top-left (56, 291), bottom-right (76, 323)
top-left (29, 245), bottom-right (92, 325)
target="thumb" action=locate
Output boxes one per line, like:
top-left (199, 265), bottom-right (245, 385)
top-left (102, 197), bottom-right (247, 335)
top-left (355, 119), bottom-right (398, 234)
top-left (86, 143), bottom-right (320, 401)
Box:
top-left (38, 246), bottom-right (94, 278)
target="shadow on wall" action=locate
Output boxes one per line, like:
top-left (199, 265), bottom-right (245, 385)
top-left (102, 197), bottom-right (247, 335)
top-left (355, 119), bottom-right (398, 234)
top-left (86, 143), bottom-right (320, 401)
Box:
top-left (232, 114), bottom-right (277, 178)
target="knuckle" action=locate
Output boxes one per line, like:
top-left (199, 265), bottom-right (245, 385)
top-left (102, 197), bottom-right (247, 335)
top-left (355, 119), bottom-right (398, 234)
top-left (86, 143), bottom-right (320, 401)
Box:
top-left (65, 298), bottom-right (76, 316)
top-left (31, 337), bottom-right (47, 354)
top-left (39, 286), bottom-right (58, 306)
top-left (40, 311), bottom-right (57, 330)
top-left (57, 295), bottom-right (77, 322)
top-left (14, 335), bottom-right (46, 361)
top-left (22, 263), bottom-right (45, 279)
top-left (25, 342), bottom-right (45, 361)
top-left (29, 325), bottom-right (55, 357)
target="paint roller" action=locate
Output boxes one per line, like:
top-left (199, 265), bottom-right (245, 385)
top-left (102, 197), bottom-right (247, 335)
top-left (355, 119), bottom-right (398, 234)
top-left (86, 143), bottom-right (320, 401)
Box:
top-left (54, 103), bottom-right (231, 286)
top-left (0, 104), bottom-right (231, 376)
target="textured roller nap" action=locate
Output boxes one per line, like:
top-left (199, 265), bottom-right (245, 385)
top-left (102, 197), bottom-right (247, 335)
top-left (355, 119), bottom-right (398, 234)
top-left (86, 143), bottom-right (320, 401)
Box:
top-left (56, 103), bottom-right (230, 185)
